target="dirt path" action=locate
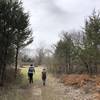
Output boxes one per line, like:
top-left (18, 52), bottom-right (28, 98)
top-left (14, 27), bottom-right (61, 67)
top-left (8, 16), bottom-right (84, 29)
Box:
top-left (22, 74), bottom-right (96, 100)
top-left (0, 67), bottom-right (97, 100)
top-left (18, 67), bottom-right (97, 100)
top-left (30, 75), bottom-right (67, 100)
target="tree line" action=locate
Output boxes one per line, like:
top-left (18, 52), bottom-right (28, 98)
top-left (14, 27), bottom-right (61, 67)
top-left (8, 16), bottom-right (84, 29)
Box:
top-left (40, 10), bottom-right (100, 75)
top-left (0, 0), bottom-right (33, 86)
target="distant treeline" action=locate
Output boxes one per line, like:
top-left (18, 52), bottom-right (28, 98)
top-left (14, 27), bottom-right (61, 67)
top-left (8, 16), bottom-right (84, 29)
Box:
top-left (43, 10), bottom-right (100, 75)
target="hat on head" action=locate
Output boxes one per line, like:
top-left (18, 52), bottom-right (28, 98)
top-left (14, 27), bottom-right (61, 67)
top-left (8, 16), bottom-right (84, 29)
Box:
top-left (30, 64), bottom-right (33, 66)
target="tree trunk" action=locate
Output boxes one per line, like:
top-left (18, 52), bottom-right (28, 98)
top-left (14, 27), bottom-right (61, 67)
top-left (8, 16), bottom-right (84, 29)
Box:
top-left (68, 54), bottom-right (72, 74)
top-left (0, 60), bottom-right (3, 81)
top-left (94, 62), bottom-right (98, 74)
top-left (0, 49), bottom-right (7, 86)
top-left (79, 56), bottom-right (90, 74)
top-left (0, 63), bottom-right (6, 86)
top-left (15, 47), bottom-right (19, 78)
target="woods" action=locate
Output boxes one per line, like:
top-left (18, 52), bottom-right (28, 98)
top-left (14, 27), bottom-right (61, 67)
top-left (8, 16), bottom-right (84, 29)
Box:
top-left (0, 0), bottom-right (33, 86)
top-left (0, 0), bottom-right (99, 86)
top-left (0, 0), bottom-right (100, 100)
top-left (46, 10), bottom-right (100, 75)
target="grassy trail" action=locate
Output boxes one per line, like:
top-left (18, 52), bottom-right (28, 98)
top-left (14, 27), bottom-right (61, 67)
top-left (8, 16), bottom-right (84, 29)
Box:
top-left (20, 67), bottom-right (67, 100)
top-left (0, 66), bottom-right (67, 100)
top-left (0, 67), bottom-right (96, 100)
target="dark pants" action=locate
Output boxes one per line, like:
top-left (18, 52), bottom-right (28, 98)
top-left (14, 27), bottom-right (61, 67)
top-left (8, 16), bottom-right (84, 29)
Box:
top-left (28, 73), bottom-right (33, 84)
top-left (42, 76), bottom-right (46, 86)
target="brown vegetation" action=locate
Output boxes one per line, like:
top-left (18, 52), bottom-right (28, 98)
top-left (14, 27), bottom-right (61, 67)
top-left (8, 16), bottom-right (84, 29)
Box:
top-left (61, 74), bottom-right (100, 99)
top-left (62, 74), bottom-right (90, 86)
top-left (61, 74), bottom-right (100, 87)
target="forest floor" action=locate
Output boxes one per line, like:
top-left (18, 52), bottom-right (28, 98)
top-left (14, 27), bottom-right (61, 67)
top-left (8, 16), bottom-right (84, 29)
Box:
top-left (0, 67), bottom-right (99, 100)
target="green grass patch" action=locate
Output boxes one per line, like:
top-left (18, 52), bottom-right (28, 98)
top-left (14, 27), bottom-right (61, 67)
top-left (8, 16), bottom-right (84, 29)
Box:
top-left (16, 66), bottom-right (42, 88)
top-left (20, 66), bottom-right (42, 82)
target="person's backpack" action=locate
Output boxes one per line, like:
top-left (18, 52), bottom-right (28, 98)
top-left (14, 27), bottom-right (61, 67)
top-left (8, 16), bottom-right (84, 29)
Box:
top-left (28, 67), bottom-right (35, 74)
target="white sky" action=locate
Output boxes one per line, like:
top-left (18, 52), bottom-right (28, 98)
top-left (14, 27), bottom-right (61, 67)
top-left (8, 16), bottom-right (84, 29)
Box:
top-left (22, 0), bottom-right (100, 49)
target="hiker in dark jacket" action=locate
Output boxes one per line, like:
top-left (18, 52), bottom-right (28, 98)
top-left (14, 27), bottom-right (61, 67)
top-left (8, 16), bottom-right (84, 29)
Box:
top-left (28, 64), bottom-right (35, 84)
top-left (42, 68), bottom-right (47, 86)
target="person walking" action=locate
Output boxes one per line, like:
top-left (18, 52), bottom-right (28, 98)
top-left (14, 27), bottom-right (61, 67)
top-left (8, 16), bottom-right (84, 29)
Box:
top-left (28, 64), bottom-right (35, 84)
top-left (42, 68), bottom-right (47, 86)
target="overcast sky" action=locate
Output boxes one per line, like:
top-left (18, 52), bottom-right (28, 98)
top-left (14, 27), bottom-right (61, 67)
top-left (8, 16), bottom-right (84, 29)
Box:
top-left (22, 0), bottom-right (100, 49)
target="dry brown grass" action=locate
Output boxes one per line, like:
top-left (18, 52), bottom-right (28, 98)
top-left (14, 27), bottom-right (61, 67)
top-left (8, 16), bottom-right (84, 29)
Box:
top-left (61, 74), bottom-right (100, 99)
top-left (61, 74), bottom-right (91, 87)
